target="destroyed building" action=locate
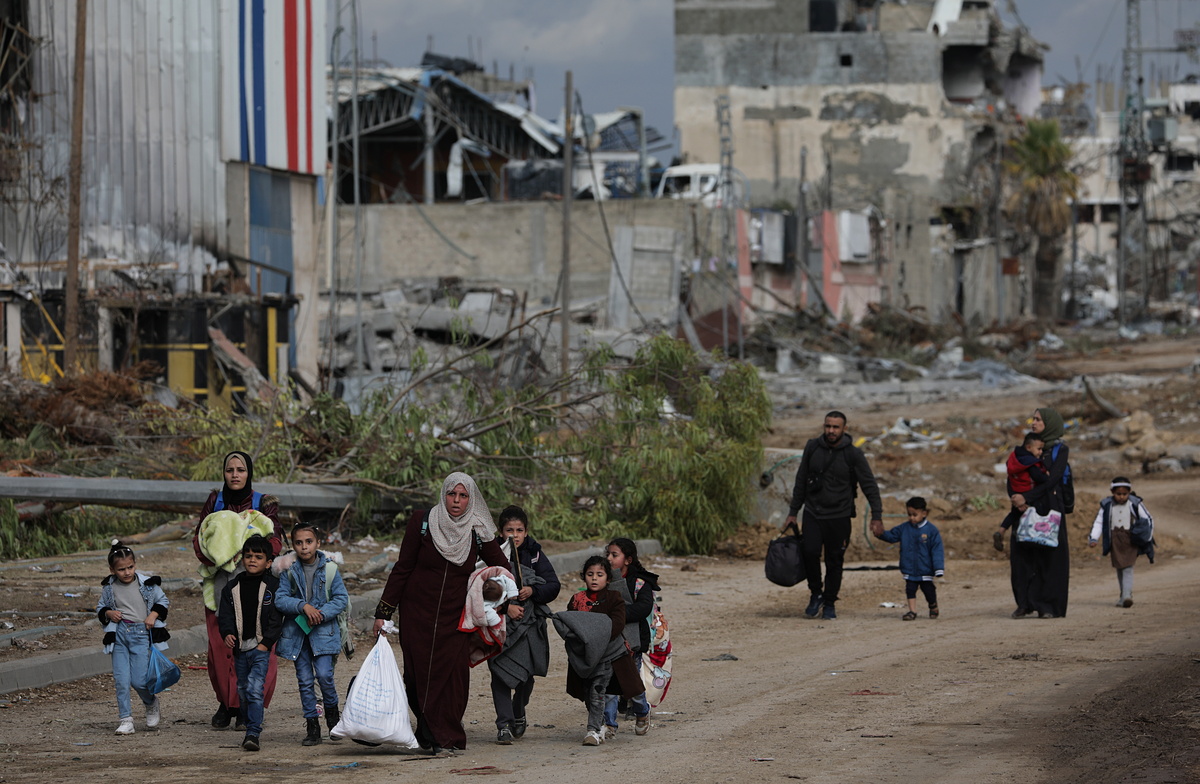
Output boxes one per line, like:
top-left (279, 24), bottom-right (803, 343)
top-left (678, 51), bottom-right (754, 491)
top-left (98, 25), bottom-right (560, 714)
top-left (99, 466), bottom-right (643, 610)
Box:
top-left (1059, 77), bottom-right (1200, 322)
top-left (674, 0), bottom-right (1046, 324)
top-left (0, 1), bottom-right (326, 404)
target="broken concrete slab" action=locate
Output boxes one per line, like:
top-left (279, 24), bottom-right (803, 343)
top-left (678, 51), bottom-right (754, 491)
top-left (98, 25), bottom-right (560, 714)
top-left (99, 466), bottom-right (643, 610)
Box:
top-left (0, 477), bottom-right (402, 514)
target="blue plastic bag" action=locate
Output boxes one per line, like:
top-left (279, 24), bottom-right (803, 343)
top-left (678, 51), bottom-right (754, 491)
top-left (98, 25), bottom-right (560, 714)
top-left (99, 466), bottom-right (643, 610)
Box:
top-left (144, 643), bottom-right (181, 694)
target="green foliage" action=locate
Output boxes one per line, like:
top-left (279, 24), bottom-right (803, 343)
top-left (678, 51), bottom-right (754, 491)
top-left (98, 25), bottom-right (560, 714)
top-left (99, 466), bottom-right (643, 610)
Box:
top-left (0, 500), bottom-right (171, 560)
top-left (533, 335), bottom-right (772, 553)
top-left (14, 335), bottom-right (771, 556)
top-left (968, 493), bottom-right (1004, 512)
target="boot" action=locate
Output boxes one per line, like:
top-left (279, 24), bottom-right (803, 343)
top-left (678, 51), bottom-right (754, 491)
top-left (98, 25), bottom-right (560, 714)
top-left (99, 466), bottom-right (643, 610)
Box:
top-left (325, 705), bottom-right (341, 741)
top-left (302, 716), bottom-right (323, 746)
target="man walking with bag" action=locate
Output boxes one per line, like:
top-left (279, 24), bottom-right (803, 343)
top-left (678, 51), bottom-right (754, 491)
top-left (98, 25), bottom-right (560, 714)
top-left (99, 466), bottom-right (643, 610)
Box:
top-left (784, 411), bottom-right (883, 620)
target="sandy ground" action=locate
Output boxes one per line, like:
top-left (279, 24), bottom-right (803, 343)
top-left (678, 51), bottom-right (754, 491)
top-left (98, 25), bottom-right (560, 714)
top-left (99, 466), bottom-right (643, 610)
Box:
top-left (2, 334), bottom-right (1200, 783)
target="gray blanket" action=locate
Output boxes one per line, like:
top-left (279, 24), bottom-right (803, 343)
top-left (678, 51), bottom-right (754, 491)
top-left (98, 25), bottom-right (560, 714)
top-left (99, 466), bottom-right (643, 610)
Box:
top-left (487, 571), bottom-right (551, 689)
top-left (552, 610), bottom-right (626, 679)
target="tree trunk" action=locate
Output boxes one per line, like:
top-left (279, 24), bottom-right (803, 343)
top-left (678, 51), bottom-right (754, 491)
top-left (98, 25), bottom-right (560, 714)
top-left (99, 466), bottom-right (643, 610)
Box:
top-left (1032, 237), bottom-right (1062, 319)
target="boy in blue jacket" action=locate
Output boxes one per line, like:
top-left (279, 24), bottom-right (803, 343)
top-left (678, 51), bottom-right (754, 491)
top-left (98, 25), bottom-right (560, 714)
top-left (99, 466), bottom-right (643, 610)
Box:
top-left (274, 522), bottom-right (351, 746)
top-left (873, 497), bottom-right (945, 620)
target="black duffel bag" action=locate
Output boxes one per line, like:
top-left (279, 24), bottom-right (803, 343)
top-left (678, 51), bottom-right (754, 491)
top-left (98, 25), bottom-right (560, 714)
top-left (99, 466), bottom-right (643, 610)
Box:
top-left (765, 522), bottom-right (806, 587)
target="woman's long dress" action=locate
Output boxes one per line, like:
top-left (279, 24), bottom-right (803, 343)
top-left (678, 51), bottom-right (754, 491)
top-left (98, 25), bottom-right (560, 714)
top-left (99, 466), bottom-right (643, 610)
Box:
top-left (1010, 442), bottom-right (1070, 618)
top-left (377, 510), bottom-right (507, 749)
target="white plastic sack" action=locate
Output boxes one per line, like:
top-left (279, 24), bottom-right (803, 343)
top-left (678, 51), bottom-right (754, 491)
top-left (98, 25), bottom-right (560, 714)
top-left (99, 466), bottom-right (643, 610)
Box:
top-left (329, 629), bottom-right (419, 747)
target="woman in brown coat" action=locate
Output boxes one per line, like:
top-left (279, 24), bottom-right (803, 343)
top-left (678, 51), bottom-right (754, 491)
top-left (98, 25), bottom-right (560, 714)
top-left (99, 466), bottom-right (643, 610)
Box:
top-left (372, 472), bottom-right (508, 753)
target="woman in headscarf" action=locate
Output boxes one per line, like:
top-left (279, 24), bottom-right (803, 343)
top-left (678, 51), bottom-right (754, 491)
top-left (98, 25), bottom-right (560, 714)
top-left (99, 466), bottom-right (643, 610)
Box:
top-left (192, 450), bottom-right (285, 729)
top-left (1008, 408), bottom-right (1073, 619)
top-left (372, 472), bottom-right (509, 754)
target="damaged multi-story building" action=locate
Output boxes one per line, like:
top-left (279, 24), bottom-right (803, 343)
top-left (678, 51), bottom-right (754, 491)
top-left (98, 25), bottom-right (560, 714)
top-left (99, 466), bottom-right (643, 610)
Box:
top-left (674, 0), bottom-right (1046, 323)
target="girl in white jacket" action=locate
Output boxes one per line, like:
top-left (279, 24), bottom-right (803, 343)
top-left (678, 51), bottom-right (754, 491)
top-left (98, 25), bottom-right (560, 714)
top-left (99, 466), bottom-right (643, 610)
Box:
top-left (1088, 477), bottom-right (1155, 608)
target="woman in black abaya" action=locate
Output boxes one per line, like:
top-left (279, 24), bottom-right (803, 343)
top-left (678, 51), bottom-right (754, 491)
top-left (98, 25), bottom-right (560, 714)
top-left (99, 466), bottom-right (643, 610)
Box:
top-left (1008, 408), bottom-right (1071, 619)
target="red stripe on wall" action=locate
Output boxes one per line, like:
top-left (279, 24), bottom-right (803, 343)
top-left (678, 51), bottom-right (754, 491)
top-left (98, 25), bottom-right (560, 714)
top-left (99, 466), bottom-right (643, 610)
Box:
top-left (284, 0), bottom-right (299, 171)
top-left (305, 0), bottom-right (313, 173)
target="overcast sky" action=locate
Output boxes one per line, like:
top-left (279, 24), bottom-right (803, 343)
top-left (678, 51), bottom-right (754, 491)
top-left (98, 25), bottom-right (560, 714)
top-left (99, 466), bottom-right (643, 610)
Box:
top-left (352, 0), bottom-right (1200, 153)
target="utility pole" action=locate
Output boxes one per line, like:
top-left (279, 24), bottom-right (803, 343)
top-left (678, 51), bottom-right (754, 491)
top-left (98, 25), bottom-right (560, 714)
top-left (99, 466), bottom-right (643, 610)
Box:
top-left (350, 0), bottom-right (365, 375)
top-left (994, 129), bottom-right (1005, 322)
top-left (1117, 0), bottom-right (1144, 329)
top-left (324, 18), bottom-right (343, 393)
top-left (560, 70), bottom-right (572, 389)
top-left (64, 0), bottom-right (88, 376)
top-left (716, 95), bottom-right (742, 359)
top-left (798, 146), bottom-right (809, 307)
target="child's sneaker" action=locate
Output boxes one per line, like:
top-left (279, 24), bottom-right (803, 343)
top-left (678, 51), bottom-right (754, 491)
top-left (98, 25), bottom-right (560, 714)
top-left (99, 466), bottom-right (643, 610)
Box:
top-left (635, 715), bottom-right (650, 736)
top-left (603, 725), bottom-right (616, 740)
top-left (582, 730), bottom-right (604, 746)
top-left (115, 718), bottom-right (135, 735)
top-left (242, 734), bottom-right (260, 751)
top-left (146, 697), bottom-right (161, 728)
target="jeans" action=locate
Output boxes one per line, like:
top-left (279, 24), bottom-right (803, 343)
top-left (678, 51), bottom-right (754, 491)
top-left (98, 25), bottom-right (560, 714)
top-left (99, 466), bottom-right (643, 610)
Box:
top-left (603, 653), bottom-right (649, 728)
top-left (112, 622), bottom-right (155, 719)
top-left (234, 647), bottom-right (271, 736)
top-left (491, 670), bottom-right (535, 730)
top-left (294, 640), bottom-right (338, 719)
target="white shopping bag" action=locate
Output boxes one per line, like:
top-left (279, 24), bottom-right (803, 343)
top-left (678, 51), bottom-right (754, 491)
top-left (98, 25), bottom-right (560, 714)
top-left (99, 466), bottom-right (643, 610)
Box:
top-left (329, 626), bottom-right (419, 747)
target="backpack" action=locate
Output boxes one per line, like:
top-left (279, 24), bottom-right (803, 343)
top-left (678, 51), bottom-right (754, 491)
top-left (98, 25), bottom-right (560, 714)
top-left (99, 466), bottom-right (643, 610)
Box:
top-left (1050, 443), bottom-right (1075, 514)
top-left (212, 490), bottom-right (263, 512)
top-left (288, 559), bottom-right (355, 659)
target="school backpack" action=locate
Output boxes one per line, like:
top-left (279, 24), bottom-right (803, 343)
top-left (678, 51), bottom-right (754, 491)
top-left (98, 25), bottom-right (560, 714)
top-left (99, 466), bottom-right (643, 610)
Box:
top-left (287, 560), bottom-right (355, 659)
top-left (1050, 443), bottom-right (1075, 514)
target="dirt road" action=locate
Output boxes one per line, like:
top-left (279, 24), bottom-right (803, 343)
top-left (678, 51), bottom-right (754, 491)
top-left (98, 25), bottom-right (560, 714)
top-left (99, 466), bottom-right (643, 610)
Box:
top-left (3, 473), bottom-right (1199, 784)
top-left (4, 334), bottom-right (1200, 783)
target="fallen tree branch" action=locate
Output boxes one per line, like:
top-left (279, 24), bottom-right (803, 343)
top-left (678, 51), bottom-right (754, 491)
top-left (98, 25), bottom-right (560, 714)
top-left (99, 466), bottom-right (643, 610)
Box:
top-left (1082, 374), bottom-right (1124, 420)
top-left (333, 307), bottom-right (561, 471)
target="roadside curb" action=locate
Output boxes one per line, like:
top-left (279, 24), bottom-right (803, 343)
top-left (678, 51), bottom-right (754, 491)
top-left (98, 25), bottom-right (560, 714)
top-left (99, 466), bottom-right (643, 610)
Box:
top-left (0, 539), bottom-right (661, 695)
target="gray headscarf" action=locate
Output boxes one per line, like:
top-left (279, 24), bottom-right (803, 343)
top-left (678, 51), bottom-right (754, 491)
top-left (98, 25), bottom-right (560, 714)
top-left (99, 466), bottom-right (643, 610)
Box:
top-left (427, 472), bottom-right (496, 566)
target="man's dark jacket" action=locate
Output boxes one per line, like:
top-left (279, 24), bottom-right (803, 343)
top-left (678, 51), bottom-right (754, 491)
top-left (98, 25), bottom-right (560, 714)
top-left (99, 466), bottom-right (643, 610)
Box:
top-left (788, 433), bottom-right (883, 520)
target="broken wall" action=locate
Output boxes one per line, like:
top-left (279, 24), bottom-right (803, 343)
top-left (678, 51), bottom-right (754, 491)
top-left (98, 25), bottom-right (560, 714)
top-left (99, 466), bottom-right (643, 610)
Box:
top-left (330, 201), bottom-right (698, 329)
top-left (674, 2), bottom-right (1029, 323)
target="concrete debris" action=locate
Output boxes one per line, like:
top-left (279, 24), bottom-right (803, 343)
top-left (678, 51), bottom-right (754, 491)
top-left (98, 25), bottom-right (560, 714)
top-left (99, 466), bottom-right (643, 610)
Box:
top-left (1037, 333), bottom-right (1064, 351)
top-left (358, 552), bottom-right (398, 576)
top-left (935, 360), bottom-right (1042, 388)
top-left (1107, 411), bottom-right (1155, 446)
top-left (1145, 458), bottom-right (1184, 474)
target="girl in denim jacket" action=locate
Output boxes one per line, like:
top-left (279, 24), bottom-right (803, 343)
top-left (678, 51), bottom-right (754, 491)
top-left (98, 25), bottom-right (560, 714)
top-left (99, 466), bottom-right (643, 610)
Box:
top-left (96, 540), bottom-right (171, 735)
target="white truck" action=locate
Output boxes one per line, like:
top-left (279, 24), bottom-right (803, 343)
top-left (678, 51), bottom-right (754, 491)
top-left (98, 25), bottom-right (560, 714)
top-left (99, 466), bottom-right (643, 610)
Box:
top-left (655, 163), bottom-right (749, 207)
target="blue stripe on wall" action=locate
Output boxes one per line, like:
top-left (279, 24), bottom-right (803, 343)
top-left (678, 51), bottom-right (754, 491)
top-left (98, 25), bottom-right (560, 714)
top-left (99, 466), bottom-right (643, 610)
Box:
top-left (239, 0), bottom-right (249, 162)
top-left (251, 0), bottom-right (267, 166)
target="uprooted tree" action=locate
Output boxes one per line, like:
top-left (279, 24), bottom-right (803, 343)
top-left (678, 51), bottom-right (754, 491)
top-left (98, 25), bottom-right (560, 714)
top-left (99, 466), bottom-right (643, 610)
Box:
top-left (3, 334), bottom-right (772, 555)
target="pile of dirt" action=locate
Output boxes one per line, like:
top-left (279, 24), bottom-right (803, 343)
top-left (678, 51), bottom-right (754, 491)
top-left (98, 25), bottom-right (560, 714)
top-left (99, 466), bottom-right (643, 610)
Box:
top-left (0, 362), bottom-right (160, 445)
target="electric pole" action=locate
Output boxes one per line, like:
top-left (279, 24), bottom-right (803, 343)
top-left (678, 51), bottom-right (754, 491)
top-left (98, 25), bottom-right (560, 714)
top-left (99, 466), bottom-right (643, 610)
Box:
top-left (64, 0), bottom-right (88, 376)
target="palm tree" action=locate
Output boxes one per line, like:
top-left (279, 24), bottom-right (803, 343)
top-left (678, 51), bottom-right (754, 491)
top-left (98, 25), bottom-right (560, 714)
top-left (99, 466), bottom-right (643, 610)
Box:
top-left (1004, 119), bottom-right (1079, 318)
